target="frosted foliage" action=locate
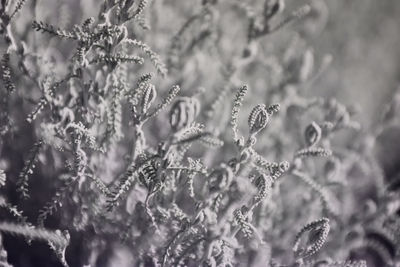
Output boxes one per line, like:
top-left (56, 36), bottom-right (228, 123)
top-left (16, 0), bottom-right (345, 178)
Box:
top-left (0, 0), bottom-right (399, 266)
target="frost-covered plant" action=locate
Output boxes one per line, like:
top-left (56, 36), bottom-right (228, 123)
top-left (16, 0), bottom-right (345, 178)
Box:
top-left (0, 0), bottom-right (398, 266)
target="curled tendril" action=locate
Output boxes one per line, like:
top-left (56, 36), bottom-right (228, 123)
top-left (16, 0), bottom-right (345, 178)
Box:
top-left (293, 217), bottom-right (330, 260)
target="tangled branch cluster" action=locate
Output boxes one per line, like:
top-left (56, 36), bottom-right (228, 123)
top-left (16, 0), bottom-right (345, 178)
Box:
top-left (0, 0), bottom-right (399, 266)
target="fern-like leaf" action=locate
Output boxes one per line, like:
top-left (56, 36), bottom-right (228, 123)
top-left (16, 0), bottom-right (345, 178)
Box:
top-left (230, 85), bottom-right (248, 141)
top-left (16, 139), bottom-right (43, 199)
top-left (1, 53), bottom-right (15, 94)
top-left (32, 21), bottom-right (76, 39)
top-left (123, 38), bottom-right (167, 76)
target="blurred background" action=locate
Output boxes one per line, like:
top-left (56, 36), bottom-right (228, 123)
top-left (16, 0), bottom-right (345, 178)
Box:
top-left (308, 0), bottom-right (400, 128)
